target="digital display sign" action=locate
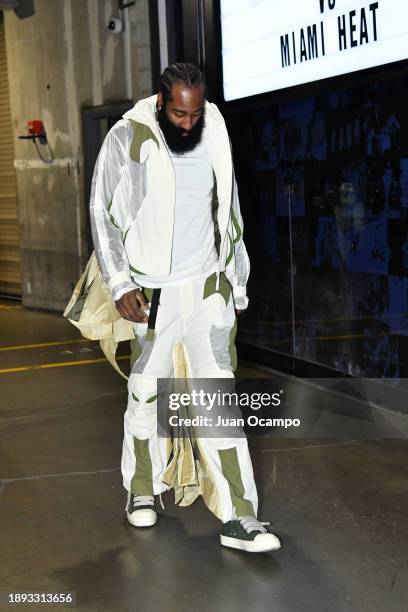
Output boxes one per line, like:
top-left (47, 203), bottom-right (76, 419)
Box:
top-left (220, 0), bottom-right (408, 101)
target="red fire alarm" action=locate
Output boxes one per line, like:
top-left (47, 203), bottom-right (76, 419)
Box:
top-left (18, 119), bottom-right (54, 163)
top-left (27, 120), bottom-right (45, 137)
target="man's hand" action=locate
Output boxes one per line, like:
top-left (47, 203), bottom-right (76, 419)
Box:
top-left (115, 289), bottom-right (149, 323)
top-left (235, 308), bottom-right (244, 317)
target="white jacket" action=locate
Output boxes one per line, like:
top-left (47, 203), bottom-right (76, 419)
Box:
top-left (90, 94), bottom-right (250, 309)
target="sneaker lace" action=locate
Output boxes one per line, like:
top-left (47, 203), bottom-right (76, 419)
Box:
top-left (238, 516), bottom-right (270, 534)
top-left (133, 495), bottom-right (154, 507)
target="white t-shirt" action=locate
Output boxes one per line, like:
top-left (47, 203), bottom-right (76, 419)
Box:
top-left (135, 123), bottom-right (218, 288)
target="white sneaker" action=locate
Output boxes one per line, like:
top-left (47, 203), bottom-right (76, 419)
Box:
top-left (220, 516), bottom-right (281, 553)
top-left (126, 492), bottom-right (157, 528)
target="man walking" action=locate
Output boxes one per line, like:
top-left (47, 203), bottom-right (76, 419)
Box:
top-left (90, 63), bottom-right (281, 553)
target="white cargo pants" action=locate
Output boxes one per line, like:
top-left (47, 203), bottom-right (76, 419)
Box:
top-left (121, 271), bottom-right (258, 523)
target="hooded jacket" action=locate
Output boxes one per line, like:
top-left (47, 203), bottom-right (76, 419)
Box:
top-left (89, 94), bottom-right (250, 309)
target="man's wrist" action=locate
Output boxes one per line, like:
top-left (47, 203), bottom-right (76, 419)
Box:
top-left (233, 293), bottom-right (248, 311)
top-left (112, 281), bottom-right (142, 302)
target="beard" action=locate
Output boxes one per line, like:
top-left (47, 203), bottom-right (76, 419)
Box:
top-left (157, 104), bottom-right (205, 154)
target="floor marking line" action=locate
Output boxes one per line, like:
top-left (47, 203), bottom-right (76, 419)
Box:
top-left (0, 390), bottom-right (125, 425)
top-left (0, 338), bottom-right (91, 352)
top-left (0, 468), bottom-right (120, 494)
top-left (0, 355), bottom-right (129, 374)
top-left (0, 305), bottom-right (22, 311)
top-left (1, 467), bottom-right (120, 484)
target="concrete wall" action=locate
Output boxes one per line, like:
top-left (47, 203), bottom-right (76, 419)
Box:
top-left (4, 0), bottom-right (152, 310)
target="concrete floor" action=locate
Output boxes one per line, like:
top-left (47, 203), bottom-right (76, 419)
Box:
top-left (0, 300), bottom-right (407, 612)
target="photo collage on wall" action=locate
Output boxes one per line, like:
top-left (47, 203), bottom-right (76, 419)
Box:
top-left (229, 75), bottom-right (408, 379)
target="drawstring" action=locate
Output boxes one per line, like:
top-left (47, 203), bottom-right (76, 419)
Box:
top-left (159, 493), bottom-right (165, 510)
top-left (215, 269), bottom-right (220, 291)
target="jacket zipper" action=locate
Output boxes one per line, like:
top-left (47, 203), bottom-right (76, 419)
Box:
top-left (216, 143), bottom-right (235, 291)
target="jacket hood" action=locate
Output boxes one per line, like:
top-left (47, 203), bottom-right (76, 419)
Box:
top-left (122, 94), bottom-right (157, 126)
top-left (122, 93), bottom-right (225, 128)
